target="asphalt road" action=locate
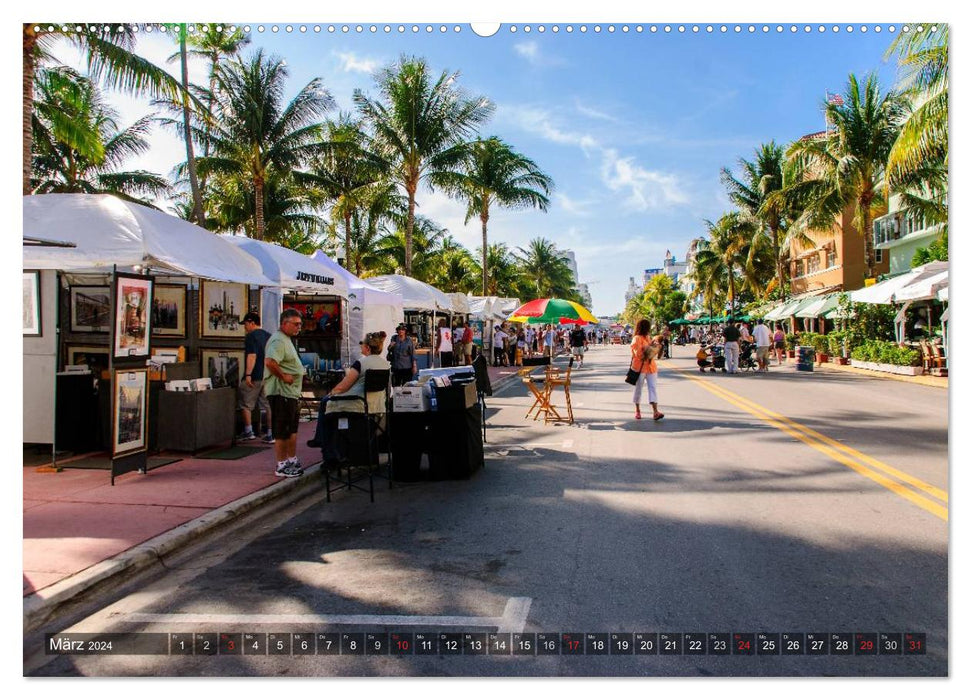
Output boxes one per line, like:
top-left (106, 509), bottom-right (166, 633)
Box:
top-left (27, 343), bottom-right (948, 678)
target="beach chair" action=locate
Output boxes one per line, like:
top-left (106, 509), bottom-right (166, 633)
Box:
top-left (520, 368), bottom-right (561, 423)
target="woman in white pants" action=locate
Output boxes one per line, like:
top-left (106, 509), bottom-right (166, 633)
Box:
top-left (630, 319), bottom-right (663, 421)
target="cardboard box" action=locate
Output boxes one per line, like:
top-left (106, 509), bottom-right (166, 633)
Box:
top-left (435, 381), bottom-right (477, 411)
top-left (393, 386), bottom-right (429, 412)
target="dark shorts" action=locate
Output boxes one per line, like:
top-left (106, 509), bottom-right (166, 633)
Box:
top-left (268, 395), bottom-right (300, 439)
top-left (774, 341), bottom-right (785, 349)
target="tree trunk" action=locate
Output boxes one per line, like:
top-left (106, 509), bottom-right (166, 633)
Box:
top-left (405, 179), bottom-right (417, 277)
top-left (23, 25), bottom-right (37, 195)
top-left (344, 211), bottom-right (352, 269)
top-left (480, 208), bottom-right (490, 296)
top-left (254, 176), bottom-right (265, 240)
top-left (180, 27), bottom-right (206, 226)
top-left (771, 223), bottom-right (787, 296)
top-left (861, 200), bottom-right (874, 280)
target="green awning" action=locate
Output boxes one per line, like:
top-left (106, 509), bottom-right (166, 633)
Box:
top-left (795, 293), bottom-right (841, 319)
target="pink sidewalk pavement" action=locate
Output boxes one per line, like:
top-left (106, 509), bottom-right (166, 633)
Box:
top-left (23, 363), bottom-right (522, 599)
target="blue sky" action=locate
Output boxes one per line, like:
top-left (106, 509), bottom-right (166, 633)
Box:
top-left (53, 22), bottom-right (905, 315)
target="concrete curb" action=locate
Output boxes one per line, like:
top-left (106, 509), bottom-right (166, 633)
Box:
top-left (23, 461), bottom-right (325, 634)
top-left (814, 360), bottom-right (948, 388)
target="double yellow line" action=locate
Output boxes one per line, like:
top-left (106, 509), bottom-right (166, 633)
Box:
top-left (672, 367), bottom-right (948, 521)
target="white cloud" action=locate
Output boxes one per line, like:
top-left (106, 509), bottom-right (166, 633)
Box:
top-left (334, 51), bottom-right (380, 75)
top-left (501, 105), bottom-right (600, 153)
top-left (600, 148), bottom-right (690, 211)
top-left (574, 100), bottom-right (619, 123)
top-left (554, 192), bottom-right (595, 217)
top-left (513, 42), bottom-right (539, 61)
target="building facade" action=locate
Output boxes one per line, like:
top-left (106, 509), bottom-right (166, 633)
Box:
top-left (872, 193), bottom-right (945, 276)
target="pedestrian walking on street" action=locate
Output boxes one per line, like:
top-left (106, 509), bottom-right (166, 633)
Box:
top-left (773, 324), bottom-right (787, 364)
top-left (722, 320), bottom-right (741, 373)
top-left (263, 309), bottom-right (306, 477)
top-left (569, 323), bottom-right (587, 367)
top-left (630, 319), bottom-right (663, 421)
top-left (752, 318), bottom-right (772, 372)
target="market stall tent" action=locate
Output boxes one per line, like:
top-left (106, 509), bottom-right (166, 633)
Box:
top-left (223, 236), bottom-right (349, 343)
top-left (310, 251), bottom-right (404, 353)
top-left (364, 274), bottom-right (453, 312)
top-left (849, 262), bottom-right (948, 305)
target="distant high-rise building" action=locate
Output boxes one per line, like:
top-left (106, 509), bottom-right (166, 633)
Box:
top-left (625, 276), bottom-right (642, 304)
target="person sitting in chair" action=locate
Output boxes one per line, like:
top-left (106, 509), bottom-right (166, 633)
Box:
top-left (308, 331), bottom-right (390, 468)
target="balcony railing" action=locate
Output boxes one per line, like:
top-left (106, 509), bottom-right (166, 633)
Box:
top-left (873, 210), bottom-right (934, 248)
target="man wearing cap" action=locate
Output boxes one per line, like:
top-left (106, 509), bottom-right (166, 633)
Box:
top-left (387, 323), bottom-right (417, 387)
top-left (264, 308), bottom-right (306, 477)
top-left (237, 312), bottom-right (273, 443)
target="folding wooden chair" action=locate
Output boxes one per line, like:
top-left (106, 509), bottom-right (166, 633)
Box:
top-left (929, 341), bottom-right (947, 374)
top-left (519, 368), bottom-right (561, 423)
top-left (545, 357), bottom-right (575, 424)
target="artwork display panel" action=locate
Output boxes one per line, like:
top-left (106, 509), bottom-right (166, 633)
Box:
top-left (70, 286), bottom-right (111, 333)
top-left (23, 271), bottom-right (41, 336)
top-left (201, 349), bottom-right (244, 389)
top-left (152, 284), bottom-right (187, 337)
top-left (112, 274), bottom-right (154, 362)
top-left (283, 298), bottom-right (341, 336)
top-left (200, 281), bottom-right (254, 339)
top-left (112, 368), bottom-right (148, 457)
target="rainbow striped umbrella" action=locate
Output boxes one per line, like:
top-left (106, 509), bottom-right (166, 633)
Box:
top-left (507, 298), bottom-right (598, 325)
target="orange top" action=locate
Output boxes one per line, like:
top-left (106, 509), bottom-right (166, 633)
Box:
top-left (631, 335), bottom-right (658, 374)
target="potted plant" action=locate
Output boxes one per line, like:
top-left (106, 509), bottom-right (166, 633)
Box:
top-left (813, 334), bottom-right (829, 364)
top-left (827, 331), bottom-right (849, 364)
top-left (785, 333), bottom-right (798, 358)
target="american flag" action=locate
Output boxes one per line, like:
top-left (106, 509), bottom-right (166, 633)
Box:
top-left (827, 92), bottom-right (844, 106)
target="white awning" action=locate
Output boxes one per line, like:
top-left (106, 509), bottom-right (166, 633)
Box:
top-left (892, 270), bottom-right (948, 303)
top-left (938, 286), bottom-right (949, 302)
top-left (795, 294), bottom-right (841, 318)
top-left (223, 236), bottom-right (349, 298)
top-left (850, 262), bottom-right (949, 304)
top-left (364, 274), bottom-right (453, 312)
top-left (22, 194), bottom-right (274, 285)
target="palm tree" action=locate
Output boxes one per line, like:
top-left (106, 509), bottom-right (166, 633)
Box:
top-left (307, 114), bottom-right (388, 267)
top-left (172, 24), bottom-right (205, 224)
top-left (477, 242), bottom-right (523, 297)
top-left (692, 214), bottom-right (751, 316)
top-left (515, 237), bottom-right (577, 299)
top-left (354, 55), bottom-right (495, 276)
top-left (434, 137), bottom-right (553, 294)
top-left (195, 49), bottom-right (334, 240)
top-left (721, 141), bottom-right (794, 294)
top-left (371, 216), bottom-right (449, 280)
top-left (784, 73), bottom-right (907, 279)
top-left (885, 25), bottom-right (948, 236)
top-left (31, 67), bottom-right (170, 205)
top-left (23, 23), bottom-right (187, 194)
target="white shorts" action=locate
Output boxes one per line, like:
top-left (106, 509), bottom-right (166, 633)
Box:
top-left (572, 346), bottom-right (585, 356)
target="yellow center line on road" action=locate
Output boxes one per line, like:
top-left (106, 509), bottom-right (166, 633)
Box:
top-left (667, 366), bottom-right (948, 522)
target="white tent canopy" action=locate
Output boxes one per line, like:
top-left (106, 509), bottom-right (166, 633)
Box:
top-left (309, 251), bottom-right (404, 351)
top-left (23, 194), bottom-right (273, 285)
top-left (850, 262), bottom-right (948, 305)
top-left (468, 295), bottom-right (505, 321)
top-left (365, 274), bottom-right (453, 312)
top-left (223, 236), bottom-right (349, 298)
top-left (496, 297), bottom-right (522, 316)
top-left (448, 292), bottom-right (471, 315)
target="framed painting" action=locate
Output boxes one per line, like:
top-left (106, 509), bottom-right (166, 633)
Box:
top-left (70, 286), bottom-right (111, 333)
top-left (200, 280), bottom-right (254, 339)
top-left (66, 345), bottom-right (110, 375)
top-left (152, 284), bottom-right (187, 337)
top-left (112, 368), bottom-right (148, 458)
top-left (112, 273), bottom-right (154, 361)
top-left (23, 271), bottom-right (41, 336)
top-left (201, 349), bottom-right (244, 389)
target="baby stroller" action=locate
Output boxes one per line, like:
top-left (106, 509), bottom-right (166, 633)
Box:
top-left (738, 341), bottom-right (758, 372)
top-left (710, 344), bottom-right (726, 372)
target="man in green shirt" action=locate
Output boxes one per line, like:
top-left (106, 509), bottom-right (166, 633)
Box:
top-left (264, 308), bottom-right (306, 477)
